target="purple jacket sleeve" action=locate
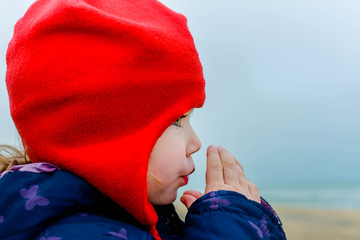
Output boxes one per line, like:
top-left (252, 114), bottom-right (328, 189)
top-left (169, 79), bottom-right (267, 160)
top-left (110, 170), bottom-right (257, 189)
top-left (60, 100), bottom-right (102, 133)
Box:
top-left (182, 190), bottom-right (286, 240)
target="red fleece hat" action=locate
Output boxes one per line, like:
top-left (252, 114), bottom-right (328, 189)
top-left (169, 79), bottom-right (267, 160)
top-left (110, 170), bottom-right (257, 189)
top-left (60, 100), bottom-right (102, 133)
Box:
top-left (6, 0), bottom-right (205, 238)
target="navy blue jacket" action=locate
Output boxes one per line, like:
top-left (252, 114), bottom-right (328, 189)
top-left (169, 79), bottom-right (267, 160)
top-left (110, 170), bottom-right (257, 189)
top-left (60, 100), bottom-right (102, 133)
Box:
top-left (0, 164), bottom-right (286, 239)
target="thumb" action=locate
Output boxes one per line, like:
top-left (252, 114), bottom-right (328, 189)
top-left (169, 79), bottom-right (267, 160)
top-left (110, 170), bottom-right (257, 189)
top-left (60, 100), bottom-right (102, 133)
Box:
top-left (180, 190), bottom-right (203, 209)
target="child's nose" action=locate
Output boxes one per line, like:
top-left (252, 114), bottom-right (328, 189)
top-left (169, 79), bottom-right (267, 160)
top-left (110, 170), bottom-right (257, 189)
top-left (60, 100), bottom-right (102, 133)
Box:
top-left (187, 128), bottom-right (201, 157)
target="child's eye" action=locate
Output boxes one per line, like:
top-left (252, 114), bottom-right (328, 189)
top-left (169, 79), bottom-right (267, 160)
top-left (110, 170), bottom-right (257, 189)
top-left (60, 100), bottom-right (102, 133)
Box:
top-left (172, 115), bottom-right (186, 127)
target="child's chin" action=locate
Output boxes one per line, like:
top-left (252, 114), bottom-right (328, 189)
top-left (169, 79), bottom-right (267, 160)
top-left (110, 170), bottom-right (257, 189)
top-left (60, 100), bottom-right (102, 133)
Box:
top-left (150, 193), bottom-right (177, 205)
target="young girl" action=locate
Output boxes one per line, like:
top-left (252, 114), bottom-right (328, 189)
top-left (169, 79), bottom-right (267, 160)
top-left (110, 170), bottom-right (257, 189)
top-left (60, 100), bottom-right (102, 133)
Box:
top-left (0, 0), bottom-right (286, 239)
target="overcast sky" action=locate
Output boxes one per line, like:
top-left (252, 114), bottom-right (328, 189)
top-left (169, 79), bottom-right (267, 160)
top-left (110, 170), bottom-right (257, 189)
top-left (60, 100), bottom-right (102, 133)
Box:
top-left (1, 0), bottom-right (360, 193)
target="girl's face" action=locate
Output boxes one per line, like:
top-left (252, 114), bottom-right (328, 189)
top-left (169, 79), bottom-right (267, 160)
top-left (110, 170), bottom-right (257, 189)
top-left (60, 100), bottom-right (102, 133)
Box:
top-left (147, 110), bottom-right (201, 205)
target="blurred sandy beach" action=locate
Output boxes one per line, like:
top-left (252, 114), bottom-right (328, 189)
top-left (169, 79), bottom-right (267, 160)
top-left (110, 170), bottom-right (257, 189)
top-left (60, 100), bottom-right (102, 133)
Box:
top-left (275, 206), bottom-right (360, 240)
top-left (174, 202), bottom-right (360, 240)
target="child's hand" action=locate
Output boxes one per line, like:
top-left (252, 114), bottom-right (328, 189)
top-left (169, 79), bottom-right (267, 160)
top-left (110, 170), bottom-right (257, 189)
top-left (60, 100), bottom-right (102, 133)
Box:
top-left (181, 145), bottom-right (260, 209)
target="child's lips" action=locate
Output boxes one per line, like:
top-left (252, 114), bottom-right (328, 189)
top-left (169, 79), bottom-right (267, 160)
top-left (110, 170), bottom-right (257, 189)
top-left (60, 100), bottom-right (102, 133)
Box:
top-left (182, 169), bottom-right (194, 185)
top-left (182, 176), bottom-right (189, 185)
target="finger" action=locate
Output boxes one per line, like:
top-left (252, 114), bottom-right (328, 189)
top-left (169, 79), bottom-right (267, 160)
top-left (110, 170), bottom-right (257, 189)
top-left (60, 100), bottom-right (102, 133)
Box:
top-left (234, 164), bottom-right (253, 199)
top-left (183, 190), bottom-right (203, 199)
top-left (248, 182), bottom-right (261, 203)
top-left (206, 145), bottom-right (224, 190)
top-left (180, 195), bottom-right (197, 209)
top-left (218, 146), bottom-right (244, 170)
top-left (234, 157), bottom-right (244, 171)
top-left (237, 164), bottom-right (247, 185)
top-left (217, 146), bottom-right (240, 188)
top-left (238, 176), bottom-right (252, 198)
top-left (181, 190), bottom-right (203, 209)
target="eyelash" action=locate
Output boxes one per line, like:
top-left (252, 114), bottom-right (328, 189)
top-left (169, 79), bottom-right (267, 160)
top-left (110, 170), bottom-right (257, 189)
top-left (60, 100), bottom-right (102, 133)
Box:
top-left (172, 115), bottom-right (187, 127)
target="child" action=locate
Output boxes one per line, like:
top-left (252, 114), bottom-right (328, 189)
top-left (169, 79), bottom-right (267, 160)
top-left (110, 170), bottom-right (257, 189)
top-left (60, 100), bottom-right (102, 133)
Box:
top-left (0, 0), bottom-right (286, 239)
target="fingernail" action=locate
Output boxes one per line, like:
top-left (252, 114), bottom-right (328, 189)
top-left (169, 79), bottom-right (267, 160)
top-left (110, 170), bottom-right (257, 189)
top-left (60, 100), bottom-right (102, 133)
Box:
top-left (208, 145), bottom-right (217, 152)
top-left (217, 146), bottom-right (224, 151)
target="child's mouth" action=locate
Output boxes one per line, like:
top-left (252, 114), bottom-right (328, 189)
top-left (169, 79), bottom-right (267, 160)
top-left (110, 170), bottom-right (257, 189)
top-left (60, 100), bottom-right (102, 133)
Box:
top-left (182, 176), bottom-right (189, 185)
top-left (181, 169), bottom-right (194, 185)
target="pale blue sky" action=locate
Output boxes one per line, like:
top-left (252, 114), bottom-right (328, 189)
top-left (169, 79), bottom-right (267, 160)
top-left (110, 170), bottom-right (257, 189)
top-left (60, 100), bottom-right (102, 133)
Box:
top-left (1, 1), bottom-right (359, 194)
